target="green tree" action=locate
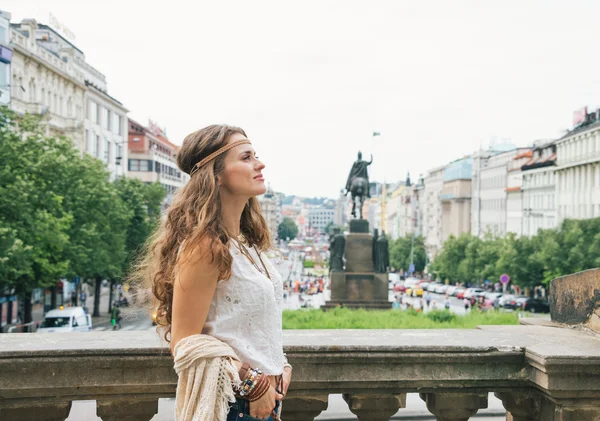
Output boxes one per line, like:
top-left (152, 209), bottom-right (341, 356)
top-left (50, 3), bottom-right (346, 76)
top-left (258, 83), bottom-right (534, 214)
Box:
top-left (278, 217), bottom-right (299, 241)
top-left (115, 178), bottom-right (165, 306)
top-left (0, 108), bottom-right (72, 321)
top-left (390, 235), bottom-right (426, 273)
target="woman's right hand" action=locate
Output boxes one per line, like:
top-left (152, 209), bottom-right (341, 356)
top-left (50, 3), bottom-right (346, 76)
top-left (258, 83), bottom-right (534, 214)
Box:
top-left (249, 386), bottom-right (283, 419)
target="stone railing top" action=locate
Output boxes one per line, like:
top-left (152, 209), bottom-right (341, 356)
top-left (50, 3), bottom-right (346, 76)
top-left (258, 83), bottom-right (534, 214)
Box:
top-left (1, 326), bottom-right (599, 361)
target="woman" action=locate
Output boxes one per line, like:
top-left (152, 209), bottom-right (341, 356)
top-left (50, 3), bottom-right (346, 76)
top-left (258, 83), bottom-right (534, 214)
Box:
top-left (135, 125), bottom-right (292, 421)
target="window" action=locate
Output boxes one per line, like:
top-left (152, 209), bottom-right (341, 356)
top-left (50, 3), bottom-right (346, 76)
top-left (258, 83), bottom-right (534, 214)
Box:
top-left (95, 135), bottom-right (100, 157)
top-left (133, 137), bottom-right (140, 142)
top-left (130, 159), bottom-right (140, 171)
top-left (105, 109), bottom-right (111, 130)
top-left (117, 115), bottom-right (123, 135)
top-left (104, 138), bottom-right (109, 162)
top-left (96, 104), bottom-right (101, 125)
top-left (85, 130), bottom-right (89, 152)
top-left (140, 160), bottom-right (149, 171)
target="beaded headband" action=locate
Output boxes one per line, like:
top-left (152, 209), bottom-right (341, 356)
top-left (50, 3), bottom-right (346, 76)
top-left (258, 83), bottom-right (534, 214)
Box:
top-left (189, 140), bottom-right (252, 176)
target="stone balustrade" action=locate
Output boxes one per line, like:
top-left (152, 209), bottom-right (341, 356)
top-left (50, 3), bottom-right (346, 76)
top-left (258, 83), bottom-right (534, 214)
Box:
top-left (0, 324), bottom-right (599, 421)
top-left (2, 269), bottom-right (599, 420)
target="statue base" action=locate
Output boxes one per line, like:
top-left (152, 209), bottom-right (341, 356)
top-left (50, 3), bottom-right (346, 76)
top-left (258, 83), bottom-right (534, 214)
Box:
top-left (349, 219), bottom-right (369, 233)
top-left (325, 272), bottom-right (391, 310)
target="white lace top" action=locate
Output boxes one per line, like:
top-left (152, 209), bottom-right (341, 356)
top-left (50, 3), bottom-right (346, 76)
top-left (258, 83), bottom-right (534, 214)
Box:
top-left (201, 240), bottom-right (286, 375)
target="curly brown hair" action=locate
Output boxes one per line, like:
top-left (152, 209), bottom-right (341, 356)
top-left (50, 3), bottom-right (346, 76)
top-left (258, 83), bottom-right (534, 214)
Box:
top-left (131, 125), bottom-right (272, 342)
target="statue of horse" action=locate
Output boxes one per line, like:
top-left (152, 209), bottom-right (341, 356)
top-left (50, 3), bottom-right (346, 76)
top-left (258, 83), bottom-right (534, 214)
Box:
top-left (347, 177), bottom-right (369, 219)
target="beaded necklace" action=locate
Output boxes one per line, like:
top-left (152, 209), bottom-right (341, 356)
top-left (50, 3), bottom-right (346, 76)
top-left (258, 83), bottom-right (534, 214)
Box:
top-left (234, 236), bottom-right (271, 280)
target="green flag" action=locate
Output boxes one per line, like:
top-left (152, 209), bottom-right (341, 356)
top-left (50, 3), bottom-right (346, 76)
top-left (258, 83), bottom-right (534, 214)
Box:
top-left (373, 132), bottom-right (381, 136)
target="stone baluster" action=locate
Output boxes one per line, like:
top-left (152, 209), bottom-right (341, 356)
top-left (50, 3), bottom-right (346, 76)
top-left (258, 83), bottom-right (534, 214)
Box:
top-left (343, 393), bottom-right (406, 421)
top-left (495, 392), bottom-right (540, 421)
top-left (96, 398), bottom-right (159, 421)
top-left (281, 395), bottom-right (329, 421)
top-left (0, 402), bottom-right (72, 421)
top-left (419, 392), bottom-right (487, 421)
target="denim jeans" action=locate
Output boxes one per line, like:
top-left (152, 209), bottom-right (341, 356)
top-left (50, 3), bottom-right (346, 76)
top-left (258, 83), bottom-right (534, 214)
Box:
top-left (227, 397), bottom-right (281, 421)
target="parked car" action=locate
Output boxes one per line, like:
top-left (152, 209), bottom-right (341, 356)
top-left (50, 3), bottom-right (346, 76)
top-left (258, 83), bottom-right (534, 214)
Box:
top-left (427, 282), bottom-right (441, 292)
top-left (484, 292), bottom-right (504, 308)
top-left (420, 282), bottom-right (430, 291)
top-left (37, 306), bottom-right (92, 333)
top-left (435, 284), bottom-right (448, 294)
top-left (406, 285), bottom-right (424, 297)
top-left (502, 295), bottom-right (527, 310)
top-left (454, 287), bottom-right (466, 298)
top-left (446, 286), bottom-right (457, 296)
top-left (521, 297), bottom-right (550, 313)
top-left (464, 288), bottom-right (485, 299)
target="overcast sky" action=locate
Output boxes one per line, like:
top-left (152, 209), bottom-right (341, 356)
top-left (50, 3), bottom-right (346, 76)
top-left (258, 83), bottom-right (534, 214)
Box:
top-left (6, 0), bottom-right (600, 197)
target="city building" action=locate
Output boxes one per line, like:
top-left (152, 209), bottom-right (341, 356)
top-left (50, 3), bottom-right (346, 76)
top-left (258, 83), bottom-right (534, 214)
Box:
top-left (127, 119), bottom-right (185, 202)
top-left (506, 149), bottom-right (534, 236)
top-left (555, 107), bottom-right (600, 223)
top-left (386, 182), bottom-right (406, 240)
top-left (472, 147), bottom-right (530, 237)
top-left (9, 17), bottom-right (127, 180)
top-left (308, 205), bottom-right (335, 234)
top-left (258, 186), bottom-right (280, 240)
top-left (10, 19), bottom-right (85, 149)
top-left (423, 165), bottom-right (445, 259)
top-left (0, 11), bottom-right (12, 107)
top-left (521, 141), bottom-right (557, 236)
top-left (440, 157), bottom-right (472, 244)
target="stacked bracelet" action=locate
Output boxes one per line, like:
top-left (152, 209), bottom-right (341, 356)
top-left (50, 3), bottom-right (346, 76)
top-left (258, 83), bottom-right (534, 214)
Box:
top-left (248, 373), bottom-right (270, 402)
top-left (238, 367), bottom-right (262, 397)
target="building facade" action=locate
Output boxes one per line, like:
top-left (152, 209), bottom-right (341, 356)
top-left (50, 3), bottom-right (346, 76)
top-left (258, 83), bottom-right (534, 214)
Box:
top-left (9, 18), bottom-right (127, 180)
top-left (308, 206), bottom-right (335, 233)
top-left (440, 158), bottom-right (472, 244)
top-left (555, 108), bottom-right (600, 223)
top-left (127, 119), bottom-right (185, 201)
top-left (506, 149), bottom-right (533, 236)
top-left (258, 187), bottom-right (280, 240)
top-left (423, 165), bottom-right (445, 259)
top-left (521, 141), bottom-right (557, 236)
top-left (10, 19), bottom-right (85, 148)
top-left (473, 148), bottom-right (530, 237)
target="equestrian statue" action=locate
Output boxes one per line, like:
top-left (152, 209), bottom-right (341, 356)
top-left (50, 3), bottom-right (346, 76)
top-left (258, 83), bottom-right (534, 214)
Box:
top-left (345, 151), bottom-right (372, 219)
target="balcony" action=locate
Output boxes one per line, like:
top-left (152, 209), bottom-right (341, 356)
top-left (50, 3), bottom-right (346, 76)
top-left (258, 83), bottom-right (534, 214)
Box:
top-left (1, 272), bottom-right (599, 420)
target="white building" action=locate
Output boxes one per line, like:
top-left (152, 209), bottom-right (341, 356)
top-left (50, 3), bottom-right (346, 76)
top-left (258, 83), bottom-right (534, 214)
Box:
top-left (333, 190), bottom-right (347, 228)
top-left (9, 18), bottom-right (127, 180)
top-left (555, 108), bottom-right (600, 223)
top-left (423, 165), bottom-right (445, 259)
top-left (308, 206), bottom-right (335, 233)
top-left (471, 147), bottom-right (530, 237)
top-left (10, 19), bottom-right (85, 149)
top-left (506, 149), bottom-right (534, 236)
top-left (521, 141), bottom-right (557, 236)
top-left (258, 187), bottom-right (280, 240)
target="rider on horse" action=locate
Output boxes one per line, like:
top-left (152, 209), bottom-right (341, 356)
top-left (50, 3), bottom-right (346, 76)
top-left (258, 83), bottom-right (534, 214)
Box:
top-left (345, 151), bottom-right (373, 218)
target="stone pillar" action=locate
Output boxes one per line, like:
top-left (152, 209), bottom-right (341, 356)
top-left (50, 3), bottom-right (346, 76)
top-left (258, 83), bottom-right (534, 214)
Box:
top-left (419, 392), bottom-right (487, 421)
top-left (495, 392), bottom-right (540, 421)
top-left (0, 402), bottom-right (72, 421)
top-left (343, 393), bottom-right (406, 421)
top-left (282, 395), bottom-right (329, 421)
top-left (96, 398), bottom-right (158, 421)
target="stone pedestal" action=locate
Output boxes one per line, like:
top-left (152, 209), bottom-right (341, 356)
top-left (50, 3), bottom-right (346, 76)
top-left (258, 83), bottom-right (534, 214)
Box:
top-left (325, 219), bottom-right (391, 310)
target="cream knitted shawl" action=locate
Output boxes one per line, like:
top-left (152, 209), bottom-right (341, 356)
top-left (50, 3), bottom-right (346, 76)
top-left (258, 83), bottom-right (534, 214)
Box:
top-left (173, 334), bottom-right (241, 421)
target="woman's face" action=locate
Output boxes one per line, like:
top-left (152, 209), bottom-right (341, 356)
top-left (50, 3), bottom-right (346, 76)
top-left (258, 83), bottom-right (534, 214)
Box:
top-left (218, 132), bottom-right (267, 198)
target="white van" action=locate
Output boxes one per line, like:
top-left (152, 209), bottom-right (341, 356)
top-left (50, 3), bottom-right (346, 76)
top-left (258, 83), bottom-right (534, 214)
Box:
top-left (37, 306), bottom-right (92, 333)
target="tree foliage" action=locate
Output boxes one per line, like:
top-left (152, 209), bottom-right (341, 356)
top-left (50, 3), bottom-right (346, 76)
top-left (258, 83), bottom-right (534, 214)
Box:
top-left (278, 217), bottom-right (299, 241)
top-left (0, 107), bottom-right (165, 320)
top-left (431, 219), bottom-right (600, 287)
top-left (390, 235), bottom-right (426, 273)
